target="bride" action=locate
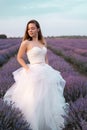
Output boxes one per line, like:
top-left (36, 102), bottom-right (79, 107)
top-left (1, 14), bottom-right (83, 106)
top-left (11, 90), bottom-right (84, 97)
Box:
top-left (4, 19), bottom-right (66, 130)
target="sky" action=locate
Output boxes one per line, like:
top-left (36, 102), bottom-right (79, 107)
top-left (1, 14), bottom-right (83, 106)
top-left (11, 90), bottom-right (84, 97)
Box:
top-left (0, 0), bottom-right (87, 37)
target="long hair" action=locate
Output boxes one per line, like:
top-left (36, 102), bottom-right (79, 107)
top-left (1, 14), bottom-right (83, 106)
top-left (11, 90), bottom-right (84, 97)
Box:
top-left (22, 20), bottom-right (45, 44)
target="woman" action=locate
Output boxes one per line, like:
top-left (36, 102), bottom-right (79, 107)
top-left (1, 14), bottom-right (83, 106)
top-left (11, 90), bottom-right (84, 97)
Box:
top-left (4, 20), bottom-right (66, 130)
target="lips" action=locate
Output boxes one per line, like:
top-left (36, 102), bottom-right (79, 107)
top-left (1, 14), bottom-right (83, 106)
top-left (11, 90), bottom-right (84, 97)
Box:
top-left (29, 33), bottom-right (33, 35)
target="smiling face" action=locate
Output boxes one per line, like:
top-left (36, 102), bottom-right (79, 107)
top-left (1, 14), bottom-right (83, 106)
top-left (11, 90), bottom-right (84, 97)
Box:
top-left (28, 23), bottom-right (39, 38)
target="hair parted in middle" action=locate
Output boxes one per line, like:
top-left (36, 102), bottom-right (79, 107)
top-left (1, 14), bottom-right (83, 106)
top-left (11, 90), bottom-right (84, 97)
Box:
top-left (22, 19), bottom-right (45, 44)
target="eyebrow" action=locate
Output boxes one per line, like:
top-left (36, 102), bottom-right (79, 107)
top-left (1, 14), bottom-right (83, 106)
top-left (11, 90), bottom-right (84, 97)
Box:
top-left (28, 27), bottom-right (36, 29)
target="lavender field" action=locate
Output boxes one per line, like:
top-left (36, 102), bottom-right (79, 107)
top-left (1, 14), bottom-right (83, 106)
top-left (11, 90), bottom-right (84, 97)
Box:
top-left (0, 37), bottom-right (87, 130)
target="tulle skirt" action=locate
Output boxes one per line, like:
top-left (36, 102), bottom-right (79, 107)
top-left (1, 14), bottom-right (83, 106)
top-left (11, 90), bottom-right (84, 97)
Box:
top-left (4, 63), bottom-right (66, 130)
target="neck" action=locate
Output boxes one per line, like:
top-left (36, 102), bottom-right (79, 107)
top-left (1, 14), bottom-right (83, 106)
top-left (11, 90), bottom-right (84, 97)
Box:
top-left (32, 37), bottom-right (38, 41)
top-left (32, 34), bottom-right (38, 41)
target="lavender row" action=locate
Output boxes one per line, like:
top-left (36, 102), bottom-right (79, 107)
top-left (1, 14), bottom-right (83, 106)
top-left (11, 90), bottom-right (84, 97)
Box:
top-left (0, 44), bottom-right (20, 66)
top-left (46, 38), bottom-right (87, 64)
top-left (0, 38), bottom-right (21, 66)
top-left (0, 42), bottom-right (18, 50)
top-left (0, 98), bottom-right (31, 130)
top-left (47, 49), bottom-right (79, 78)
top-left (46, 37), bottom-right (87, 57)
top-left (63, 97), bottom-right (87, 130)
top-left (46, 37), bottom-right (87, 51)
top-left (0, 38), bottom-right (21, 50)
top-left (47, 43), bottom-right (87, 75)
top-left (0, 38), bottom-right (21, 46)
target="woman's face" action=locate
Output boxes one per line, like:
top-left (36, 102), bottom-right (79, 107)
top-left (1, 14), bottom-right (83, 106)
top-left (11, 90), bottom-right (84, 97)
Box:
top-left (28, 23), bottom-right (39, 38)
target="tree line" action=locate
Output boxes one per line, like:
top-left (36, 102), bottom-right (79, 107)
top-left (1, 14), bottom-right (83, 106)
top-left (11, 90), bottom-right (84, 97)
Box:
top-left (0, 34), bottom-right (7, 39)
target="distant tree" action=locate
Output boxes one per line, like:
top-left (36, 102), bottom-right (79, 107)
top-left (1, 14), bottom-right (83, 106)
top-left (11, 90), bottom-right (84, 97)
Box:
top-left (0, 34), bottom-right (7, 39)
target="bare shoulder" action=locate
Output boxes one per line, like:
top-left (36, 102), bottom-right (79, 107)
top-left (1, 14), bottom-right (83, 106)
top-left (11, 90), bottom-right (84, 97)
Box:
top-left (21, 40), bottom-right (31, 48)
top-left (21, 40), bottom-right (29, 46)
top-left (18, 40), bottom-right (31, 53)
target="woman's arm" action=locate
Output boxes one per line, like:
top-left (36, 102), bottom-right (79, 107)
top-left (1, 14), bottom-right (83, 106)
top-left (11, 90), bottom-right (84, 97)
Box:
top-left (17, 41), bottom-right (29, 71)
top-left (45, 53), bottom-right (49, 64)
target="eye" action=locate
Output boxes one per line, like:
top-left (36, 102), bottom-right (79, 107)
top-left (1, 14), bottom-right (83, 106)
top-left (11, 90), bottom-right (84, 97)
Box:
top-left (28, 27), bottom-right (35, 31)
top-left (31, 27), bottom-right (35, 30)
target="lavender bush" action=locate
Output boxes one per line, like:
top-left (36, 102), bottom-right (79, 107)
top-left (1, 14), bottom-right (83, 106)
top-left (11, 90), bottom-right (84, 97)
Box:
top-left (0, 45), bottom-right (20, 66)
top-left (47, 49), bottom-right (79, 78)
top-left (0, 98), bottom-right (31, 130)
top-left (0, 38), bottom-right (21, 46)
top-left (64, 75), bottom-right (87, 102)
top-left (46, 37), bottom-right (87, 51)
top-left (47, 37), bottom-right (87, 75)
top-left (0, 38), bottom-right (21, 66)
top-left (64, 97), bottom-right (87, 130)
top-left (48, 45), bottom-right (87, 75)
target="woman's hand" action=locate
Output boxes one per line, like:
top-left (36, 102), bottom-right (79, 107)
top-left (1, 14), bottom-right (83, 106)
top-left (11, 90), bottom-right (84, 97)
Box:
top-left (25, 66), bottom-right (30, 72)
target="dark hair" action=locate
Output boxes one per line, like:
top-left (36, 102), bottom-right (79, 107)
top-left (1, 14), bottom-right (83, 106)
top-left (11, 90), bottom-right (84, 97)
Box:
top-left (22, 19), bottom-right (45, 44)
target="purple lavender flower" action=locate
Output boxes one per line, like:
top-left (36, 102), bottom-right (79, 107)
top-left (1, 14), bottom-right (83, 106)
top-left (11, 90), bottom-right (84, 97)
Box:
top-left (63, 97), bottom-right (87, 130)
top-left (0, 98), bottom-right (31, 130)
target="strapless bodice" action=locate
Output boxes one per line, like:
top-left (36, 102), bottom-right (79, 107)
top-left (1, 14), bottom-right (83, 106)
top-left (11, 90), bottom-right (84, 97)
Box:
top-left (27, 46), bottom-right (47, 64)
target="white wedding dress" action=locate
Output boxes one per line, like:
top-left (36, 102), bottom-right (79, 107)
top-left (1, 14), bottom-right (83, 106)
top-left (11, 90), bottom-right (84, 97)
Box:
top-left (4, 46), bottom-right (66, 130)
